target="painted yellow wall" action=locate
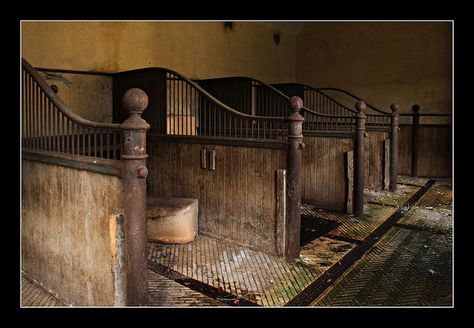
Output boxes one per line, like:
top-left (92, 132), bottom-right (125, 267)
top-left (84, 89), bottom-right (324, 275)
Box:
top-left (296, 22), bottom-right (452, 115)
top-left (39, 71), bottom-right (113, 122)
top-left (22, 22), bottom-right (296, 83)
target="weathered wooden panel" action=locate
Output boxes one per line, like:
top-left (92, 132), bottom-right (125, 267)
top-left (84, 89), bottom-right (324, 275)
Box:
top-left (363, 131), bottom-right (389, 190)
top-left (398, 125), bottom-right (412, 175)
top-left (417, 126), bottom-right (452, 177)
top-left (398, 125), bottom-right (451, 178)
top-left (21, 159), bottom-right (125, 306)
top-left (147, 141), bottom-right (286, 256)
top-left (301, 136), bottom-right (353, 212)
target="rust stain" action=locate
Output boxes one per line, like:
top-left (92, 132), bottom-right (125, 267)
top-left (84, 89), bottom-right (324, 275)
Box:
top-left (109, 215), bottom-right (117, 267)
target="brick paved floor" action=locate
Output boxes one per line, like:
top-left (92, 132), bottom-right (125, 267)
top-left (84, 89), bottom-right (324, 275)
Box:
top-left (147, 270), bottom-right (227, 306)
top-left (21, 275), bottom-right (66, 307)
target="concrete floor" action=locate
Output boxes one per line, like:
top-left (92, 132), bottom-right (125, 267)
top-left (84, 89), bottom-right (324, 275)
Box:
top-left (21, 176), bottom-right (452, 307)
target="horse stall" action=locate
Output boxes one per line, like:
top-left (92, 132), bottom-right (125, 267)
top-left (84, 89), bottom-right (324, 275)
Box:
top-left (21, 59), bottom-right (150, 305)
top-left (197, 77), bottom-right (397, 214)
top-left (398, 107), bottom-right (452, 178)
top-left (272, 83), bottom-right (398, 191)
top-left (274, 84), bottom-right (451, 179)
top-left (111, 68), bottom-right (306, 260)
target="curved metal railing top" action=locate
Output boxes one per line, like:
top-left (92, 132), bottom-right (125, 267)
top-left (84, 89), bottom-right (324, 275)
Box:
top-left (22, 58), bottom-right (123, 160)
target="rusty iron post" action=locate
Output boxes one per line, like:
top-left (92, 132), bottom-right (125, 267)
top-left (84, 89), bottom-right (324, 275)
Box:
top-left (120, 88), bottom-right (150, 306)
top-left (353, 101), bottom-right (367, 216)
top-left (411, 104), bottom-right (420, 177)
top-left (285, 96), bottom-right (304, 261)
top-left (389, 103), bottom-right (399, 192)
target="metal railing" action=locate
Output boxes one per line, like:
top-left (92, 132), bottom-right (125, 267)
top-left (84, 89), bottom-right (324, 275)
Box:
top-left (197, 77), bottom-right (357, 134)
top-left (273, 83), bottom-right (392, 129)
top-left (22, 59), bottom-right (123, 160)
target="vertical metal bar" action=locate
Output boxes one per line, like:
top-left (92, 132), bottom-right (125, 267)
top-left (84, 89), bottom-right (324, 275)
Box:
top-left (239, 118), bottom-right (242, 138)
top-left (106, 131), bottom-right (110, 159)
top-left (390, 104), bottom-right (399, 192)
top-left (92, 130), bottom-right (97, 157)
top-left (111, 131), bottom-right (116, 159)
top-left (97, 131), bottom-right (102, 159)
top-left (32, 83), bottom-right (39, 149)
top-left (213, 98), bottom-right (216, 137)
top-left (81, 126), bottom-right (85, 156)
top-left (121, 88), bottom-right (150, 306)
top-left (180, 79), bottom-right (183, 136)
top-left (61, 113), bottom-right (65, 152)
top-left (41, 92), bottom-right (45, 151)
top-left (354, 102), bottom-right (366, 216)
top-left (286, 97), bottom-right (304, 260)
top-left (186, 82), bottom-right (189, 135)
top-left (52, 103), bottom-right (56, 152)
top-left (26, 75), bottom-right (31, 148)
top-left (22, 70), bottom-right (25, 147)
top-left (74, 124), bottom-right (78, 155)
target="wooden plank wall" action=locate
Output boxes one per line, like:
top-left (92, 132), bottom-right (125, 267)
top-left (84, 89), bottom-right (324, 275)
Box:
top-left (398, 125), bottom-right (412, 175)
top-left (417, 125), bottom-right (452, 177)
top-left (301, 136), bottom-right (353, 212)
top-left (147, 140), bottom-right (286, 256)
top-left (398, 125), bottom-right (452, 178)
top-left (364, 131), bottom-right (389, 190)
top-left (21, 159), bottom-right (125, 306)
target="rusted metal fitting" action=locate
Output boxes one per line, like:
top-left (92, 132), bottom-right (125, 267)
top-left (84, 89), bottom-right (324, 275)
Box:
top-left (122, 88), bottom-right (149, 114)
top-left (137, 165), bottom-right (148, 179)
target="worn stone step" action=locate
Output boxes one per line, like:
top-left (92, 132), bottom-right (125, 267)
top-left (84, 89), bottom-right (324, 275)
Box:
top-left (147, 197), bottom-right (198, 244)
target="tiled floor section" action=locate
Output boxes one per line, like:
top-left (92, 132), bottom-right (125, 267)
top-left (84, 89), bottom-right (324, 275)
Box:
top-left (311, 179), bottom-right (452, 306)
top-left (398, 181), bottom-right (452, 233)
top-left (148, 234), bottom-right (356, 306)
top-left (397, 175), bottom-right (431, 187)
top-left (148, 270), bottom-right (227, 306)
top-left (364, 184), bottom-right (421, 207)
top-left (312, 227), bottom-right (452, 306)
top-left (301, 183), bottom-right (420, 242)
top-left (21, 275), bottom-right (65, 307)
top-left (302, 204), bottom-right (395, 242)
top-left (147, 182), bottom-right (424, 307)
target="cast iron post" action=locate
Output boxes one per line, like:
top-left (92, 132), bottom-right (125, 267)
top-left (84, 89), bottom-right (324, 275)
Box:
top-left (286, 96), bottom-right (304, 261)
top-left (354, 101), bottom-right (367, 216)
top-left (121, 88), bottom-right (150, 306)
top-left (411, 104), bottom-right (420, 177)
top-left (390, 103), bottom-right (399, 192)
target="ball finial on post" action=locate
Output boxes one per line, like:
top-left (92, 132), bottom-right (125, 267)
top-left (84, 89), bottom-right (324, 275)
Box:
top-left (122, 88), bottom-right (149, 114)
top-left (390, 103), bottom-right (399, 112)
top-left (412, 104), bottom-right (420, 113)
top-left (355, 101), bottom-right (367, 113)
top-left (289, 96), bottom-right (304, 113)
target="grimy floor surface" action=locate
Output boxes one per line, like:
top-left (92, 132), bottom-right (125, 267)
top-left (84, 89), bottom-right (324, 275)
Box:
top-left (146, 176), bottom-right (452, 307)
top-left (21, 176), bottom-right (452, 307)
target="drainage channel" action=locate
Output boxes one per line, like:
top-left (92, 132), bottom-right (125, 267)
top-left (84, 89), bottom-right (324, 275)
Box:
top-left (147, 260), bottom-right (260, 307)
top-left (285, 179), bottom-right (436, 306)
